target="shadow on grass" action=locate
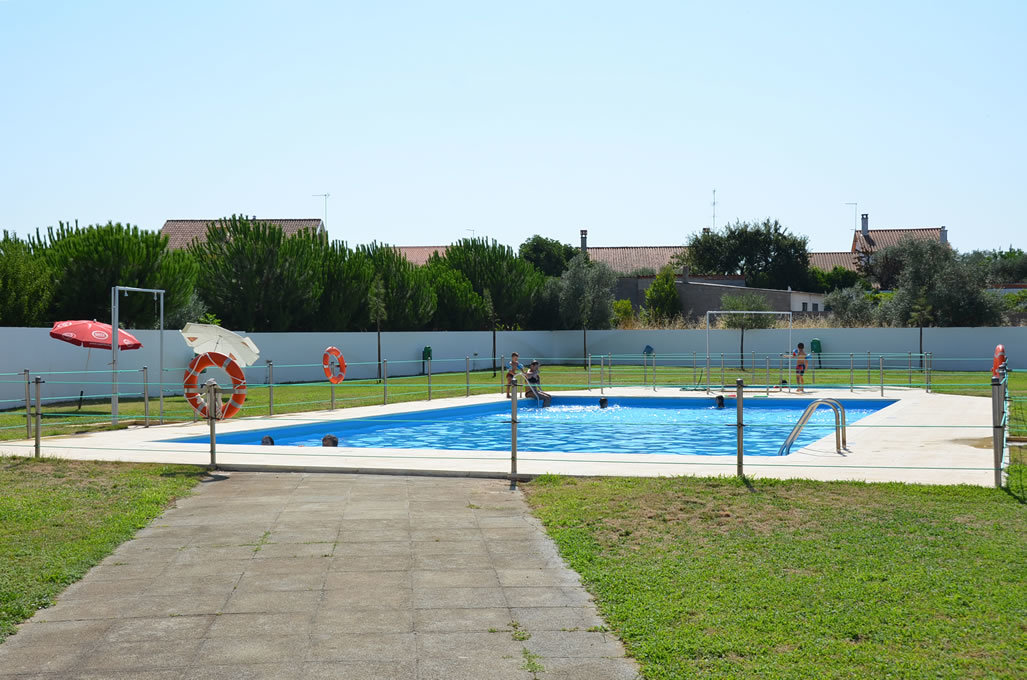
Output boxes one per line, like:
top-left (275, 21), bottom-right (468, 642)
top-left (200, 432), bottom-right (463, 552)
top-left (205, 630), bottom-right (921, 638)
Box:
top-left (1002, 465), bottom-right (1026, 504)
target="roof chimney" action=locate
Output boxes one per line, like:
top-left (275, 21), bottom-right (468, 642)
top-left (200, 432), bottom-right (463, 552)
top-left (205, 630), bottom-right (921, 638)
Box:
top-left (702, 227), bottom-right (711, 234)
top-left (580, 229), bottom-right (588, 254)
top-left (940, 226), bottom-right (948, 244)
top-left (860, 213), bottom-right (869, 236)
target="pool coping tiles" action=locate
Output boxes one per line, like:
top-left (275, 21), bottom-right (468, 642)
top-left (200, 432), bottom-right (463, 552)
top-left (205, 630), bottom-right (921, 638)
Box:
top-left (0, 387), bottom-right (998, 486)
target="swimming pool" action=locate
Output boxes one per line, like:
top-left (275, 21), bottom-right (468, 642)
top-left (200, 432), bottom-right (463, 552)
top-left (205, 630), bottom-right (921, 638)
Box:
top-left (170, 396), bottom-right (895, 456)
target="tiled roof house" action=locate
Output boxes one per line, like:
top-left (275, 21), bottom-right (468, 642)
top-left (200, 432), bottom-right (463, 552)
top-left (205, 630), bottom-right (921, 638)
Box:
top-left (161, 218), bottom-right (325, 250)
top-left (810, 214), bottom-right (948, 273)
top-left (395, 244), bottom-right (687, 273)
top-left (397, 215), bottom-right (948, 278)
top-left (809, 251), bottom-right (858, 271)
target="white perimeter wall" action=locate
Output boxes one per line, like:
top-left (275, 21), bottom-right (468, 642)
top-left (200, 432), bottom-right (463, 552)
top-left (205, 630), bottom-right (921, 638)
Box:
top-left (1, 326), bottom-right (1023, 407)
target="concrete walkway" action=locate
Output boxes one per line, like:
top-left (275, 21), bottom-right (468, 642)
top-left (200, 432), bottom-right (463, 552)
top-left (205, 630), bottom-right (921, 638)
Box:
top-left (0, 473), bottom-right (639, 680)
top-left (0, 387), bottom-right (999, 486)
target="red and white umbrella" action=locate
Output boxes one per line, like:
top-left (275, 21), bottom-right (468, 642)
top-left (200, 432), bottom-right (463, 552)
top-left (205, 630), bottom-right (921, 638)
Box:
top-left (49, 320), bottom-right (143, 350)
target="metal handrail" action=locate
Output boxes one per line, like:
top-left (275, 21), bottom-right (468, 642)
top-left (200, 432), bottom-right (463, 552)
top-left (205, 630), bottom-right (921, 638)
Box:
top-left (778, 398), bottom-right (847, 456)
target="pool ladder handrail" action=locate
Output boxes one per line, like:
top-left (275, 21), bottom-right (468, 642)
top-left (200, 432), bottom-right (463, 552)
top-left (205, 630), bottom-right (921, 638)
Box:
top-left (778, 398), bottom-right (847, 456)
top-left (525, 380), bottom-right (542, 405)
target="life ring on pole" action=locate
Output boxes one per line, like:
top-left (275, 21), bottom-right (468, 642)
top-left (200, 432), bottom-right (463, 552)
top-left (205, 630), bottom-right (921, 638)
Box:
top-left (992, 344), bottom-right (1007, 378)
top-left (183, 352), bottom-right (247, 420)
top-left (323, 346), bottom-right (347, 384)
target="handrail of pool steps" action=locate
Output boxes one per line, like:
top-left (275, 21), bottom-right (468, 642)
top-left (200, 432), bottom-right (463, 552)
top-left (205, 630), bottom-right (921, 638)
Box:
top-left (778, 398), bottom-right (848, 456)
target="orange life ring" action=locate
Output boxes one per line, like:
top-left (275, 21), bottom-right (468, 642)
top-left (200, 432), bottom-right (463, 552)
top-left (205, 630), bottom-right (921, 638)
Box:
top-left (183, 351), bottom-right (247, 420)
top-left (323, 346), bottom-right (347, 384)
top-left (992, 344), bottom-right (1007, 378)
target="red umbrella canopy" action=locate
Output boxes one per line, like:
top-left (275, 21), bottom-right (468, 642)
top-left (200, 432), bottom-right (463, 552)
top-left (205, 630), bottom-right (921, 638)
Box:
top-left (50, 320), bottom-right (143, 350)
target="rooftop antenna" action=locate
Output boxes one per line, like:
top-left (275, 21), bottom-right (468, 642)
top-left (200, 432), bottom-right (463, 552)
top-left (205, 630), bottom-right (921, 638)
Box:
top-left (711, 189), bottom-right (717, 231)
top-left (845, 202), bottom-right (857, 235)
top-left (313, 193), bottom-right (330, 230)
top-left (466, 228), bottom-right (476, 239)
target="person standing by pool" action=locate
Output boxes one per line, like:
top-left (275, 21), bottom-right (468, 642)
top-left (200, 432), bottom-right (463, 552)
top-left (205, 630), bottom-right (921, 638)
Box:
top-left (505, 352), bottom-right (524, 398)
top-left (794, 342), bottom-right (808, 393)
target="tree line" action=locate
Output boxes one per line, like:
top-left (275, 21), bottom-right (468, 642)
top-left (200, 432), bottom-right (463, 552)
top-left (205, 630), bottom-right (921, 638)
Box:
top-left (2, 216), bottom-right (1022, 331)
top-left (0, 218), bottom-right (617, 332)
top-left (673, 219), bottom-right (1025, 327)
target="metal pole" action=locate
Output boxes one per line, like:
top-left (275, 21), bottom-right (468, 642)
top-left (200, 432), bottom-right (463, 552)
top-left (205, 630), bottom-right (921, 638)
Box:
top-left (850, 353), bottom-right (854, 393)
top-left (159, 292), bottom-right (164, 424)
top-left (908, 352), bottom-right (912, 387)
top-left (500, 355), bottom-right (505, 394)
top-left (692, 351), bottom-right (697, 385)
top-left (24, 369), bottom-right (31, 439)
top-left (927, 353), bottom-right (932, 393)
top-left (642, 352), bottom-right (647, 385)
top-left (608, 353), bottom-right (613, 388)
top-left (466, 356), bottom-right (471, 397)
top-left (330, 381), bottom-right (335, 410)
top-left (879, 356), bottom-right (884, 397)
top-left (383, 360), bottom-right (388, 405)
top-left (765, 357), bottom-right (770, 397)
top-left (811, 356), bottom-right (816, 385)
top-left (207, 381), bottom-right (217, 469)
top-left (720, 353), bottom-right (725, 389)
top-left (142, 367), bottom-right (149, 427)
top-left (510, 376), bottom-right (518, 490)
top-left (705, 351), bottom-right (711, 394)
top-left (267, 360), bottom-right (274, 416)
top-left (111, 286), bottom-right (119, 425)
top-left (34, 377), bottom-right (43, 458)
top-left (600, 355), bottom-right (604, 395)
top-left (736, 378), bottom-right (744, 478)
top-left (652, 353), bottom-right (657, 391)
top-left (866, 350), bottom-right (871, 384)
top-left (587, 354), bottom-right (592, 391)
top-left (787, 353), bottom-right (793, 393)
top-left (991, 377), bottom-right (1004, 488)
top-left (427, 358), bottom-right (432, 400)
top-left (751, 350), bottom-right (755, 373)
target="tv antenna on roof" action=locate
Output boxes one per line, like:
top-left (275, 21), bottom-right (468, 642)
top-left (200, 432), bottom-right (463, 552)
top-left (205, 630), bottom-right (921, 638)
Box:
top-left (845, 202), bottom-right (857, 235)
top-left (313, 193), bottom-right (330, 229)
top-left (711, 189), bottom-right (717, 231)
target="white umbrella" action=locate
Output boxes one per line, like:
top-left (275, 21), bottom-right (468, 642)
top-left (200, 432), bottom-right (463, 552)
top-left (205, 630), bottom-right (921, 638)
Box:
top-left (180, 323), bottom-right (260, 367)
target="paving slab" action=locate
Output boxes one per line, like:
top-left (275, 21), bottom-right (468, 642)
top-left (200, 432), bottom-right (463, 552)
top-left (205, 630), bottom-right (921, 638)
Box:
top-left (0, 472), bottom-right (638, 680)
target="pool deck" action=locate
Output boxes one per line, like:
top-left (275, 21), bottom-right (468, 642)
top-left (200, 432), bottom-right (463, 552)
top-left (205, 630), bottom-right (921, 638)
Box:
top-left (0, 387), bottom-right (1001, 487)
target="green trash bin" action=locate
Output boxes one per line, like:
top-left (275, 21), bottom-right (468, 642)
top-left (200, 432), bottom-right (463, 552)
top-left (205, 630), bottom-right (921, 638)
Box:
top-left (810, 338), bottom-right (822, 368)
top-left (421, 346), bottom-right (433, 374)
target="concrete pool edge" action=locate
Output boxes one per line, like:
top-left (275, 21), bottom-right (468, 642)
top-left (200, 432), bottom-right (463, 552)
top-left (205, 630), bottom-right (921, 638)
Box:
top-left (0, 387), bottom-right (1000, 487)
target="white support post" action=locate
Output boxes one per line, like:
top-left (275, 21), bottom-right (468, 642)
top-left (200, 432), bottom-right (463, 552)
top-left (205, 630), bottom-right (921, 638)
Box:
top-left (735, 378), bottom-right (744, 478)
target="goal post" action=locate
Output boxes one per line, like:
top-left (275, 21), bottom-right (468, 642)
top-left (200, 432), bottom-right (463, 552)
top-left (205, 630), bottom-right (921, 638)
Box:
top-left (705, 310), bottom-right (793, 388)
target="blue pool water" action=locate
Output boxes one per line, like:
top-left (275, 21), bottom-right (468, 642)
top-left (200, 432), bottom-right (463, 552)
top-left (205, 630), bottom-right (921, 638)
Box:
top-left (169, 396), bottom-right (895, 456)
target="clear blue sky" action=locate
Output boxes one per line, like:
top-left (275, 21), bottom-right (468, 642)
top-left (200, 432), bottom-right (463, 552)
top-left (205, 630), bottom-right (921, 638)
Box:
top-left (2, 0), bottom-right (1024, 254)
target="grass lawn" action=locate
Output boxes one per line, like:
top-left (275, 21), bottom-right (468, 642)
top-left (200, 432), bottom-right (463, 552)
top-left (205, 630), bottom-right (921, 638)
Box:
top-left (0, 457), bottom-right (205, 642)
top-left (1, 365), bottom-right (1023, 440)
top-left (524, 474), bottom-right (1027, 679)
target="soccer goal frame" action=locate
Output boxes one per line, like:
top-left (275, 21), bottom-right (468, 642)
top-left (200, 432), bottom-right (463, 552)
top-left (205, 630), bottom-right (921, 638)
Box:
top-left (704, 310), bottom-right (793, 389)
